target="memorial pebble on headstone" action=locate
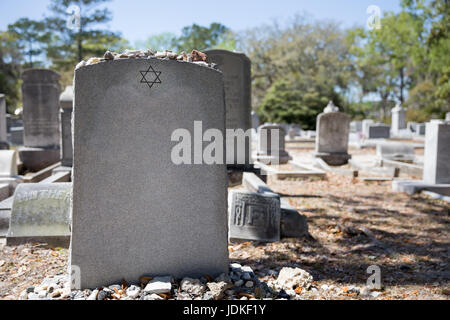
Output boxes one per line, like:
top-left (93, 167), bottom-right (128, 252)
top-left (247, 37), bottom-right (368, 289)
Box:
top-left (19, 69), bottom-right (61, 171)
top-left (228, 190), bottom-right (280, 242)
top-left (0, 94), bottom-right (9, 150)
top-left (6, 183), bottom-right (71, 246)
top-left (314, 101), bottom-right (351, 166)
top-left (205, 50), bottom-right (252, 168)
top-left (71, 56), bottom-right (229, 289)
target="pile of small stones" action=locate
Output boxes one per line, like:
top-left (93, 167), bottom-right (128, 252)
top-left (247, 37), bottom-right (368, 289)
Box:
top-left (76, 49), bottom-right (215, 70)
top-left (19, 264), bottom-right (319, 300)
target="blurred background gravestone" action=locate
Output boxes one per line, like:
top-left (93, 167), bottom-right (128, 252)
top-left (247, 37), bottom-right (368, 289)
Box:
top-left (19, 69), bottom-right (61, 172)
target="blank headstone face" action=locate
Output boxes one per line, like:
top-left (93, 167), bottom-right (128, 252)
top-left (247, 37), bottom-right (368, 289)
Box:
top-left (228, 191), bottom-right (280, 242)
top-left (21, 70), bottom-right (61, 148)
top-left (71, 59), bottom-right (229, 289)
top-left (423, 121), bottom-right (450, 184)
top-left (315, 112), bottom-right (350, 154)
top-left (368, 124), bottom-right (391, 139)
top-left (205, 50), bottom-right (251, 166)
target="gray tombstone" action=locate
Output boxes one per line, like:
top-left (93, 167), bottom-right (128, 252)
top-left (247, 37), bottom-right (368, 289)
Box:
top-left (205, 50), bottom-right (252, 167)
top-left (416, 123), bottom-right (426, 136)
top-left (446, 112), bottom-right (450, 122)
top-left (368, 123), bottom-right (391, 139)
top-left (71, 58), bottom-right (229, 289)
top-left (9, 127), bottom-right (24, 146)
top-left (6, 183), bottom-right (71, 246)
top-left (423, 120), bottom-right (450, 184)
top-left (256, 124), bottom-right (292, 164)
top-left (362, 119), bottom-right (374, 138)
top-left (391, 103), bottom-right (406, 135)
top-left (0, 94), bottom-right (8, 149)
top-left (228, 190), bottom-right (280, 242)
top-left (59, 86), bottom-right (73, 167)
top-left (314, 103), bottom-right (351, 166)
top-left (251, 111), bottom-right (260, 130)
top-left (19, 69), bottom-right (61, 171)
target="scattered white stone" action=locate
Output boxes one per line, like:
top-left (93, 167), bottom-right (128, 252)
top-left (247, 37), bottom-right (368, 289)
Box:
top-left (286, 289), bottom-right (297, 298)
top-left (360, 286), bottom-right (371, 297)
top-left (149, 293), bottom-right (164, 300)
top-left (207, 282), bottom-right (233, 300)
top-left (370, 291), bottom-right (382, 298)
top-left (144, 276), bottom-right (172, 294)
top-left (321, 284), bottom-right (330, 291)
top-left (276, 267), bottom-right (313, 290)
top-left (180, 278), bottom-right (206, 296)
top-left (87, 289), bottom-right (99, 300)
top-left (241, 266), bottom-right (253, 273)
top-left (126, 286), bottom-right (141, 299)
top-left (245, 281), bottom-right (254, 288)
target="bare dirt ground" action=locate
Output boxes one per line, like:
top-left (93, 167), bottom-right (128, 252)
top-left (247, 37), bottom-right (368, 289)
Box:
top-left (0, 146), bottom-right (449, 300)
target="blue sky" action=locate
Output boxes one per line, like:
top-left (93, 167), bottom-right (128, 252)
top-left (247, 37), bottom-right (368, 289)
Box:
top-left (0, 0), bottom-right (402, 44)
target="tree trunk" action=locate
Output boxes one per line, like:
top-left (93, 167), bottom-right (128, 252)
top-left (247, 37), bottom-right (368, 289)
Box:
top-left (399, 67), bottom-right (405, 103)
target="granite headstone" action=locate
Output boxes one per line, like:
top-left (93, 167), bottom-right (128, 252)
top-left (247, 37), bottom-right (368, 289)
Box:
top-left (71, 58), bottom-right (229, 289)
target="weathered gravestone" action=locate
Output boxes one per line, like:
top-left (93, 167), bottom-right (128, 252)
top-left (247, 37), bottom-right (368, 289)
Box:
top-left (20, 69), bottom-right (61, 171)
top-left (423, 120), bottom-right (450, 184)
top-left (376, 143), bottom-right (415, 163)
top-left (59, 86), bottom-right (73, 167)
top-left (256, 124), bottom-right (292, 164)
top-left (71, 58), bottom-right (229, 289)
top-left (205, 50), bottom-right (252, 167)
top-left (228, 190), bottom-right (280, 242)
top-left (314, 102), bottom-right (351, 166)
top-left (446, 113), bottom-right (450, 122)
top-left (0, 94), bottom-right (8, 149)
top-left (391, 103), bottom-right (406, 135)
top-left (6, 183), bottom-right (71, 246)
top-left (367, 123), bottom-right (391, 139)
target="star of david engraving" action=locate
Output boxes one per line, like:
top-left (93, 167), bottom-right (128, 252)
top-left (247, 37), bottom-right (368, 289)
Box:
top-left (140, 65), bottom-right (162, 89)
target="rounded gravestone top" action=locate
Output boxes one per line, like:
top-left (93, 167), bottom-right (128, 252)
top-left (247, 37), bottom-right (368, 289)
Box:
top-left (323, 101), bottom-right (339, 113)
top-left (21, 69), bottom-right (61, 83)
top-left (59, 86), bottom-right (74, 109)
top-left (205, 49), bottom-right (251, 63)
